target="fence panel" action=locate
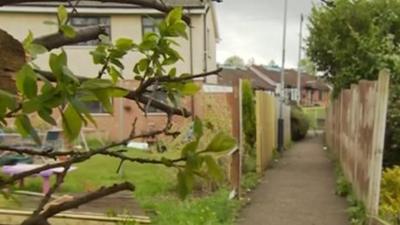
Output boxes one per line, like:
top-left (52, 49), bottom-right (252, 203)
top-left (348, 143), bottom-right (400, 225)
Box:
top-left (325, 71), bottom-right (390, 222)
top-left (255, 91), bottom-right (277, 173)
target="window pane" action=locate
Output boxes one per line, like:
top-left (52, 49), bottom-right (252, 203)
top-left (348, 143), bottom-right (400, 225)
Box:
top-left (147, 91), bottom-right (168, 113)
top-left (142, 17), bottom-right (162, 35)
top-left (70, 16), bottom-right (111, 46)
top-left (142, 17), bottom-right (154, 26)
top-left (86, 101), bottom-right (107, 114)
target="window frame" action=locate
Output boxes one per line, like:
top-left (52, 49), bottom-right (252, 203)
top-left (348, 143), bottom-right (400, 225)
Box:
top-left (145, 90), bottom-right (169, 115)
top-left (141, 16), bottom-right (163, 36)
top-left (70, 16), bottom-right (112, 46)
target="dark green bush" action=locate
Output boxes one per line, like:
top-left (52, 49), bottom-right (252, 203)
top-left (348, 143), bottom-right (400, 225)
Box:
top-left (291, 105), bottom-right (310, 141)
top-left (242, 80), bottom-right (256, 151)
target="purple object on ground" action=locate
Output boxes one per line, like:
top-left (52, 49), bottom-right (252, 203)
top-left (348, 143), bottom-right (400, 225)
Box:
top-left (2, 164), bottom-right (76, 193)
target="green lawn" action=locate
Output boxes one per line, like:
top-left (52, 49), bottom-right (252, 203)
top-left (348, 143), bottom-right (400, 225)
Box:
top-left (1, 149), bottom-right (240, 225)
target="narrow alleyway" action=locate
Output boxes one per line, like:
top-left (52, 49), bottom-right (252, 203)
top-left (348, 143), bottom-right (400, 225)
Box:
top-left (237, 136), bottom-right (349, 225)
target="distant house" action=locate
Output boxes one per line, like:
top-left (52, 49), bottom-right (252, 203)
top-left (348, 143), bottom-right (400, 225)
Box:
top-left (0, 0), bottom-right (222, 140)
top-left (218, 66), bottom-right (276, 91)
top-left (218, 65), bottom-right (331, 107)
top-left (250, 65), bottom-right (331, 107)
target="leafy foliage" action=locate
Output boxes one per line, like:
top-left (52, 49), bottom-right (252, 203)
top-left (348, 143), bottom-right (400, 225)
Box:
top-left (0, 5), bottom-right (234, 203)
top-left (223, 55), bottom-right (245, 68)
top-left (380, 166), bottom-right (400, 225)
top-left (307, 0), bottom-right (400, 166)
top-left (290, 105), bottom-right (309, 141)
top-left (177, 117), bottom-right (236, 199)
top-left (241, 80), bottom-right (256, 151)
top-left (334, 160), bottom-right (367, 225)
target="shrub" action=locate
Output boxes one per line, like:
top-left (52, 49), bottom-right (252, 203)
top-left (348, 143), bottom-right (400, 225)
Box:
top-left (380, 166), bottom-right (400, 225)
top-left (290, 105), bottom-right (310, 141)
top-left (241, 80), bottom-right (256, 150)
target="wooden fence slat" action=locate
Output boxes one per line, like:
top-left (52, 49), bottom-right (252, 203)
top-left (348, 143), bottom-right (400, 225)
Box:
top-left (325, 71), bottom-right (390, 223)
top-left (367, 70), bottom-right (390, 222)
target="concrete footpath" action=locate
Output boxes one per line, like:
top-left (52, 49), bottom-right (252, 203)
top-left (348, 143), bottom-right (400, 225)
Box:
top-left (237, 136), bottom-right (349, 225)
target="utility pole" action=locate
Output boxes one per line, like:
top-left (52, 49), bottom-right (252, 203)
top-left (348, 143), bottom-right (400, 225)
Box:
top-left (278, 0), bottom-right (288, 152)
top-left (297, 14), bottom-right (304, 104)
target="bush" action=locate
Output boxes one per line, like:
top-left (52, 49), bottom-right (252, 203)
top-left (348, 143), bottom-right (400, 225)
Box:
top-left (291, 105), bottom-right (310, 141)
top-left (380, 166), bottom-right (400, 225)
top-left (241, 80), bottom-right (256, 151)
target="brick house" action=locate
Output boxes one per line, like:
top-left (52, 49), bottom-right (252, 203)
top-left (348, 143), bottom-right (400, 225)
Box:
top-left (249, 65), bottom-right (331, 107)
top-left (0, 0), bottom-right (223, 141)
top-left (217, 65), bottom-right (331, 107)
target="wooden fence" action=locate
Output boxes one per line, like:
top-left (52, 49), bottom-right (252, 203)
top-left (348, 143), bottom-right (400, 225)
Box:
top-left (325, 71), bottom-right (390, 223)
top-left (255, 91), bottom-right (291, 173)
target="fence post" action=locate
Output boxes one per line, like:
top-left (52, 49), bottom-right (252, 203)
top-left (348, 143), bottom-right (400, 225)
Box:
top-left (367, 70), bottom-right (390, 223)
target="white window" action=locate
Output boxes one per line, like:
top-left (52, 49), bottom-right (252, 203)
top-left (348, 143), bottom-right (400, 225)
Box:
top-left (146, 91), bottom-right (168, 113)
top-left (70, 16), bottom-right (111, 45)
top-left (142, 17), bottom-right (163, 35)
top-left (86, 101), bottom-right (108, 114)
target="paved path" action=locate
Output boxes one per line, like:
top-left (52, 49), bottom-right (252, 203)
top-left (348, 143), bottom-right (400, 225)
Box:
top-left (237, 136), bottom-right (349, 225)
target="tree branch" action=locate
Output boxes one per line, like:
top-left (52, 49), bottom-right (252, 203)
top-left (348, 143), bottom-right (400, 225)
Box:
top-left (0, 118), bottom-right (176, 186)
top-left (35, 69), bottom-right (223, 118)
top-left (33, 25), bottom-right (107, 51)
top-left (0, 0), bottom-right (191, 24)
top-left (33, 164), bottom-right (71, 215)
top-left (21, 182), bottom-right (135, 225)
top-left (0, 145), bottom-right (82, 158)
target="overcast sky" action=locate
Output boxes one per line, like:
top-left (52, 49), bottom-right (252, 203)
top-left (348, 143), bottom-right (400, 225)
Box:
top-left (215, 0), bottom-right (322, 68)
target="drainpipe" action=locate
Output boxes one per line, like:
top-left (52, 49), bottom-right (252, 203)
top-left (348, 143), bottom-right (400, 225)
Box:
top-left (203, 4), bottom-right (210, 77)
top-left (188, 9), bottom-right (195, 120)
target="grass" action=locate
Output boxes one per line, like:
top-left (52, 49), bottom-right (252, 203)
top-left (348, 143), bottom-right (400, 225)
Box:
top-left (0, 149), bottom-right (241, 225)
top-left (332, 156), bottom-right (367, 225)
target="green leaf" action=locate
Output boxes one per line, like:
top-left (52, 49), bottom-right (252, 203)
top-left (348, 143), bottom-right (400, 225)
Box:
top-left (115, 38), bottom-right (134, 51)
top-left (175, 21), bottom-right (188, 39)
top-left (193, 117), bottom-right (203, 140)
top-left (163, 56), bottom-right (178, 66)
top-left (61, 25), bottom-right (77, 38)
top-left (99, 34), bottom-right (111, 45)
top-left (205, 132), bottom-right (236, 153)
top-left (29, 44), bottom-right (47, 56)
top-left (22, 31), bottom-right (48, 58)
top-left (181, 140), bottom-right (199, 158)
top-left (0, 90), bottom-right (16, 117)
top-left (168, 68), bottom-right (177, 77)
top-left (108, 87), bottom-right (128, 97)
top-left (62, 104), bottom-right (83, 141)
top-left (49, 51), bottom-right (67, 79)
top-left (22, 99), bottom-right (41, 113)
top-left (180, 83), bottom-right (200, 96)
top-left (204, 155), bottom-right (224, 181)
top-left (61, 66), bottom-right (79, 84)
top-left (57, 5), bottom-right (68, 25)
top-left (110, 58), bottom-right (124, 70)
top-left (15, 115), bottom-right (41, 144)
top-left (138, 58), bottom-right (150, 72)
top-left (91, 46), bottom-right (107, 64)
top-left (22, 31), bottom-right (34, 49)
top-left (140, 33), bottom-right (159, 51)
top-left (177, 169), bottom-right (193, 199)
top-left (16, 65), bottom-right (38, 98)
top-left (38, 108), bottom-right (57, 126)
top-left (109, 48), bottom-right (126, 58)
top-left (108, 66), bottom-right (122, 83)
top-left (168, 21), bottom-right (188, 39)
top-left (93, 90), bottom-right (113, 113)
top-left (167, 7), bottom-right (183, 25)
top-left (70, 98), bottom-right (96, 126)
top-left (81, 79), bottom-right (113, 90)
